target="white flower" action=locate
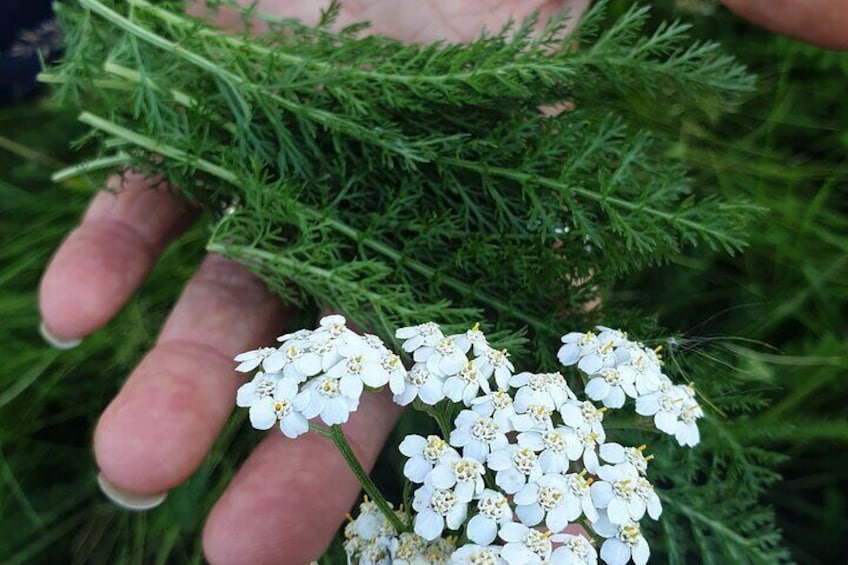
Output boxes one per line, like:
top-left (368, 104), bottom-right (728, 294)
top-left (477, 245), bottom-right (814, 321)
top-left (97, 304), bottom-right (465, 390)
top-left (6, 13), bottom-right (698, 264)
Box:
top-left (327, 337), bottom-right (385, 390)
top-left (634, 476), bottom-right (662, 520)
top-left (487, 445), bottom-right (544, 494)
top-left (554, 534), bottom-right (598, 565)
top-left (512, 372), bottom-right (574, 412)
top-left (276, 338), bottom-right (324, 383)
top-left (236, 371), bottom-right (280, 408)
top-left (293, 374), bottom-right (360, 425)
top-left (557, 331), bottom-right (599, 367)
top-left (635, 383), bottom-right (703, 446)
top-left (471, 388), bottom-right (517, 432)
top-left (352, 499), bottom-right (398, 541)
top-left (275, 328), bottom-right (312, 343)
top-left (599, 443), bottom-right (653, 476)
top-left (242, 377), bottom-right (309, 438)
top-left (466, 489), bottom-right (512, 546)
top-left (464, 323), bottom-right (492, 356)
top-left (595, 326), bottom-right (629, 347)
top-left (617, 344), bottom-right (663, 395)
top-left (474, 348), bottom-right (515, 390)
top-left (500, 523), bottom-right (576, 565)
top-left (390, 532), bottom-right (428, 565)
top-left (450, 544), bottom-right (506, 565)
top-left (562, 427), bottom-right (603, 473)
top-left (592, 514), bottom-right (650, 565)
top-left (400, 435), bottom-right (460, 483)
top-left (310, 314), bottom-right (356, 344)
top-left (394, 362), bottom-right (446, 406)
top-left (426, 457), bottom-right (486, 503)
top-left (449, 410), bottom-right (509, 462)
top-left (514, 473), bottom-right (570, 532)
top-left (397, 322), bottom-right (445, 354)
top-left (559, 400), bottom-right (607, 441)
top-left (512, 402), bottom-right (555, 432)
top-left (415, 335), bottom-right (471, 377)
top-left (234, 346), bottom-right (286, 373)
top-left (584, 366), bottom-right (637, 409)
top-left (590, 465), bottom-right (654, 525)
top-left (443, 361), bottom-right (492, 406)
top-left (518, 427), bottom-right (581, 474)
top-left (423, 537), bottom-right (457, 563)
top-left (376, 350), bottom-right (408, 395)
top-left (412, 485), bottom-right (468, 541)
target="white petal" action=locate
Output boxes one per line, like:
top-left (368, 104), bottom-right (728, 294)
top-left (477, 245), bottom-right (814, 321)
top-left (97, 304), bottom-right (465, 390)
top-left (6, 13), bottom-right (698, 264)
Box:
top-left (446, 502), bottom-right (468, 530)
top-left (279, 413), bottom-right (309, 438)
top-left (545, 506), bottom-right (570, 533)
top-left (559, 403), bottom-right (584, 428)
top-left (443, 377), bottom-right (466, 402)
top-left (629, 497), bottom-right (647, 520)
top-left (632, 538), bottom-right (650, 565)
top-left (591, 482), bottom-right (614, 508)
top-left (599, 443), bottom-right (625, 464)
top-left (262, 351), bottom-right (286, 373)
top-left (600, 539), bottom-right (630, 565)
top-left (585, 378), bottom-right (611, 401)
top-left (427, 464), bottom-right (456, 489)
top-left (393, 385), bottom-right (418, 407)
top-left (515, 503), bottom-right (545, 527)
top-left (235, 357), bottom-right (262, 373)
top-left (604, 386), bottom-right (627, 409)
top-left (654, 411), bottom-right (678, 434)
top-left (467, 515), bottom-right (498, 546)
top-left (418, 378), bottom-right (445, 405)
top-left (236, 383), bottom-right (258, 407)
top-left (339, 373), bottom-right (364, 399)
top-left (486, 450), bottom-right (512, 471)
top-left (275, 378), bottom-right (298, 399)
top-left (498, 522), bottom-right (528, 543)
top-left (399, 434), bottom-right (426, 456)
top-left (557, 343), bottom-right (580, 366)
top-left (320, 397), bottom-right (350, 425)
top-left (248, 397), bottom-right (276, 430)
top-left (513, 483), bottom-right (539, 506)
top-left (496, 468), bottom-right (526, 494)
top-left (295, 353), bottom-right (322, 376)
top-left (414, 509), bottom-right (444, 541)
top-left (455, 481), bottom-right (476, 503)
top-left (404, 457), bottom-right (432, 483)
top-left (607, 498), bottom-right (629, 525)
top-left (463, 440), bottom-right (488, 463)
top-left (578, 354), bottom-right (603, 375)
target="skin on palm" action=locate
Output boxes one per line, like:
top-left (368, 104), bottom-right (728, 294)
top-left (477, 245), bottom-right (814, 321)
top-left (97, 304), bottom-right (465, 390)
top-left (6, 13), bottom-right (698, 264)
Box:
top-left (37, 0), bottom-right (845, 563)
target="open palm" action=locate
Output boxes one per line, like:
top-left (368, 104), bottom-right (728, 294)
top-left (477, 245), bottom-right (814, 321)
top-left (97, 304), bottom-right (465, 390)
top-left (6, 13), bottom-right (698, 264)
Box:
top-left (38, 1), bottom-right (583, 563)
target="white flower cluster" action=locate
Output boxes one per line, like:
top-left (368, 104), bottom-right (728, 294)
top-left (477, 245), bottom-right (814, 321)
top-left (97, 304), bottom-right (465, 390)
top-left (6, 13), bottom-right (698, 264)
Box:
top-left (235, 321), bottom-right (706, 564)
top-left (234, 315), bottom-right (406, 436)
top-left (343, 498), bottom-right (456, 565)
top-left (558, 327), bottom-right (704, 447)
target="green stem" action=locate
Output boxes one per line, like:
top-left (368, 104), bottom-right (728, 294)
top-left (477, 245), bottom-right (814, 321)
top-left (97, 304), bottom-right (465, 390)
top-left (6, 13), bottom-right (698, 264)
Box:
top-left (312, 424), bottom-right (406, 533)
top-left (50, 152), bottom-right (132, 183)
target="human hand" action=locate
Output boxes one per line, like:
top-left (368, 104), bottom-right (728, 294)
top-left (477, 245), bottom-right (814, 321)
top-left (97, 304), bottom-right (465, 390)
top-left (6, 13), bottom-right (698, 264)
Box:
top-left (721, 0), bottom-right (848, 50)
top-left (38, 2), bottom-right (589, 562)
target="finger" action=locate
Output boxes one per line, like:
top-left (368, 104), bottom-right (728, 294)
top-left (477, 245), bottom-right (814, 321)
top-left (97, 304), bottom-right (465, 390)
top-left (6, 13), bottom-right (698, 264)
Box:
top-left (39, 171), bottom-right (194, 341)
top-left (722, 0), bottom-right (848, 50)
top-left (203, 390), bottom-right (403, 564)
top-left (93, 254), bottom-right (288, 494)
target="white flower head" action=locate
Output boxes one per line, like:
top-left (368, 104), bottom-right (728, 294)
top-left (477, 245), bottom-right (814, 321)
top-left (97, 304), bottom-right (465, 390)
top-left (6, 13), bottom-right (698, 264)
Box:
top-left (557, 331), bottom-right (600, 367)
top-left (499, 523), bottom-right (573, 565)
top-left (617, 344), bottom-right (664, 395)
top-left (244, 378), bottom-right (309, 438)
top-left (400, 434), bottom-right (460, 483)
top-left (450, 544), bottom-right (506, 565)
top-left (471, 388), bottom-right (517, 433)
top-left (487, 445), bottom-right (544, 494)
top-left (474, 347), bottom-right (515, 390)
top-left (560, 427), bottom-right (603, 474)
top-left (560, 400), bottom-right (607, 441)
top-left (426, 457), bottom-right (486, 503)
top-left (443, 360), bottom-right (492, 406)
top-left (466, 489), bottom-right (512, 546)
top-left (592, 514), bottom-right (650, 565)
top-left (234, 346), bottom-right (286, 373)
top-left (590, 464), bottom-right (654, 525)
top-left (277, 336), bottom-right (324, 383)
top-left (390, 532), bottom-right (428, 565)
top-left (518, 427), bottom-right (582, 474)
top-left (397, 322), bottom-right (445, 354)
top-left (236, 371), bottom-right (280, 408)
top-left (599, 443), bottom-right (653, 476)
top-left (512, 402), bottom-right (555, 433)
top-left (449, 409), bottom-right (509, 462)
top-left (394, 362), bottom-right (446, 406)
top-left (412, 485), bottom-right (468, 541)
top-left (464, 322), bottom-right (492, 356)
top-left (293, 373), bottom-right (360, 426)
top-left (584, 365), bottom-right (637, 409)
top-left (554, 534), bottom-right (598, 565)
top-left (512, 372), bottom-right (574, 412)
top-left (636, 383), bottom-right (703, 446)
top-left (415, 334), bottom-right (471, 377)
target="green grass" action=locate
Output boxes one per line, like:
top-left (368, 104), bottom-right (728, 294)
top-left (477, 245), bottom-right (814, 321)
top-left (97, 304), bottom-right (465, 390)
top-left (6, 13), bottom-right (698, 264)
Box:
top-left (1, 3), bottom-right (847, 563)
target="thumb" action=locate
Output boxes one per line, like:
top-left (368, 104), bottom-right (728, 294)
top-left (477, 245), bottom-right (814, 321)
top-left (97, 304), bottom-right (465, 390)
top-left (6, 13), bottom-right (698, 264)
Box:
top-left (722, 0), bottom-right (848, 50)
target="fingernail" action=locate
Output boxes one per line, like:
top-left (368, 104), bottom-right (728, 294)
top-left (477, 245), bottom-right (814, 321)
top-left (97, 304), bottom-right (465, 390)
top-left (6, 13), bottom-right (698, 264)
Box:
top-left (97, 473), bottom-right (168, 511)
top-left (39, 320), bottom-right (83, 350)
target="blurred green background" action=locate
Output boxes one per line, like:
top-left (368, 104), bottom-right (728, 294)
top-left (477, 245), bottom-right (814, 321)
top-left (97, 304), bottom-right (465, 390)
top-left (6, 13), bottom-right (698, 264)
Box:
top-left (1, 1), bottom-right (846, 563)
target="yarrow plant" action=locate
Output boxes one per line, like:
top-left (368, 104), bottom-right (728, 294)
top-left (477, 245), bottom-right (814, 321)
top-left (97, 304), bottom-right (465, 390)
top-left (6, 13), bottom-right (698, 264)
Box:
top-left (234, 317), bottom-right (704, 564)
